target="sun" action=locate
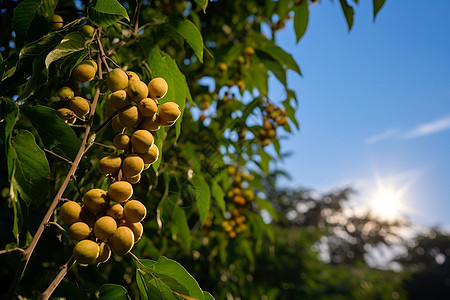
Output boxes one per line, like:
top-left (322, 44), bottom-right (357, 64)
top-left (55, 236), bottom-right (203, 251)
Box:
top-left (370, 188), bottom-right (402, 220)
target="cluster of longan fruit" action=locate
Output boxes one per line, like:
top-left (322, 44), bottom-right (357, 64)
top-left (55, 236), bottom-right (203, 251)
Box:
top-left (98, 68), bottom-right (181, 184)
top-left (221, 208), bottom-right (247, 239)
top-left (59, 181), bottom-right (146, 264)
top-left (226, 166), bottom-right (255, 206)
top-left (258, 103), bottom-right (287, 147)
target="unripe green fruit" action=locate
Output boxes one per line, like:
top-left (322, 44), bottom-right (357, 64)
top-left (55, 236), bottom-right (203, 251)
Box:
top-left (126, 71), bottom-right (140, 81)
top-left (123, 200), bottom-right (147, 223)
top-left (93, 216), bottom-right (117, 241)
top-left (243, 189), bottom-right (255, 202)
top-left (104, 94), bottom-right (116, 119)
top-left (148, 77), bottom-right (168, 100)
top-left (72, 60), bottom-right (97, 82)
top-left (111, 116), bottom-right (125, 133)
top-left (139, 144), bottom-right (159, 164)
top-left (110, 90), bottom-right (131, 110)
top-left (119, 106), bottom-right (141, 127)
top-left (60, 201), bottom-right (83, 225)
top-left (124, 174), bottom-right (141, 184)
top-left (56, 108), bottom-right (75, 121)
top-left (141, 114), bottom-right (161, 131)
top-left (159, 102), bottom-right (181, 125)
top-left (108, 181), bottom-right (133, 203)
top-left (138, 98), bottom-right (157, 117)
top-left (131, 129), bottom-right (154, 153)
top-left (109, 226), bottom-right (134, 255)
top-left (82, 189), bottom-right (109, 214)
top-left (79, 25), bottom-right (95, 38)
top-left (267, 129), bottom-right (276, 139)
top-left (96, 242), bottom-right (111, 264)
top-left (227, 166), bottom-right (237, 176)
top-left (121, 154), bottom-right (144, 178)
top-left (73, 240), bottom-right (100, 264)
top-left (99, 155), bottom-right (122, 175)
top-left (107, 68), bottom-right (129, 92)
top-left (121, 221), bottom-right (143, 243)
top-left (58, 86), bottom-right (74, 101)
top-left (126, 80), bottom-right (148, 103)
top-left (113, 133), bottom-right (130, 150)
top-left (68, 221), bottom-right (91, 241)
top-left (106, 203), bottom-right (124, 220)
top-left (50, 14), bottom-right (63, 31)
top-left (69, 96), bottom-right (90, 117)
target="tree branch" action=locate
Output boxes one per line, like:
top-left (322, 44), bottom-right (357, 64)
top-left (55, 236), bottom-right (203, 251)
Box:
top-left (41, 256), bottom-right (75, 300)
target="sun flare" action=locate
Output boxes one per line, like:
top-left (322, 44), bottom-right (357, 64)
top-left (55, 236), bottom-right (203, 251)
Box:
top-left (370, 189), bottom-right (402, 220)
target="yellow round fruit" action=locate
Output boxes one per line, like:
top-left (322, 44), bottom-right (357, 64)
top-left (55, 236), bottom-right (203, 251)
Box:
top-left (159, 102), bottom-right (181, 125)
top-left (49, 14), bottom-right (63, 31)
top-left (59, 201), bottom-right (82, 225)
top-left (106, 68), bottom-right (129, 92)
top-left (108, 181), bottom-right (133, 203)
top-left (96, 242), bottom-right (111, 264)
top-left (261, 138), bottom-right (271, 147)
top-left (131, 129), bottom-right (154, 153)
top-left (106, 203), bottom-right (124, 220)
top-left (119, 106), bottom-right (141, 128)
top-left (147, 77), bottom-right (168, 100)
top-left (122, 154), bottom-right (144, 178)
top-left (126, 80), bottom-right (148, 103)
top-left (124, 174), bottom-right (141, 184)
top-left (56, 108), bottom-right (75, 121)
top-left (110, 90), bottom-right (131, 110)
top-left (123, 200), bottom-right (147, 223)
top-left (232, 195), bottom-right (246, 206)
top-left (82, 189), bottom-right (109, 214)
top-left (68, 221), bottom-right (91, 241)
top-left (113, 133), bottom-right (130, 150)
top-left (79, 25), bottom-right (95, 38)
top-left (58, 86), bottom-right (74, 101)
top-left (139, 144), bottom-right (159, 164)
top-left (104, 94), bottom-right (116, 119)
top-left (243, 189), bottom-right (255, 201)
top-left (109, 226), bottom-right (134, 255)
top-left (218, 62), bottom-right (228, 72)
top-left (99, 155), bottom-right (122, 175)
top-left (73, 240), bottom-right (100, 264)
top-left (244, 46), bottom-right (255, 56)
top-left (122, 222), bottom-right (143, 243)
top-left (126, 71), bottom-right (140, 81)
top-left (140, 114), bottom-right (161, 131)
top-left (111, 116), bottom-right (125, 133)
top-left (68, 96), bottom-right (90, 117)
top-left (227, 166), bottom-right (237, 176)
top-left (93, 216), bottom-right (117, 241)
top-left (72, 60), bottom-right (97, 82)
top-left (138, 98), bottom-right (157, 117)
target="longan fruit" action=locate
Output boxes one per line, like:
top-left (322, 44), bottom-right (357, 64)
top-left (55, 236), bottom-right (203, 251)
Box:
top-left (104, 94), bottom-right (116, 119)
top-left (126, 80), bottom-right (148, 103)
top-left (267, 129), bottom-right (276, 139)
top-left (244, 46), bottom-right (255, 56)
top-left (121, 154), bottom-right (144, 178)
top-left (79, 25), bottom-right (94, 38)
top-left (159, 102), bottom-right (181, 125)
top-left (113, 133), bottom-right (130, 150)
top-left (73, 240), bottom-right (100, 264)
top-left (147, 77), bottom-right (168, 100)
top-left (243, 189), bottom-right (255, 201)
top-left (227, 166), bottom-right (237, 176)
top-left (232, 195), bottom-right (246, 206)
top-left (56, 108), bottom-right (75, 121)
top-left (228, 231), bottom-right (237, 239)
top-left (261, 139), bottom-right (271, 147)
top-left (82, 189), bottom-right (109, 214)
top-left (49, 14), bottom-right (63, 31)
top-left (131, 129), bottom-right (154, 153)
top-left (124, 174), bottom-right (141, 184)
top-left (140, 114), bottom-right (161, 131)
top-left (276, 116), bottom-right (287, 126)
top-left (108, 181), bottom-right (133, 203)
top-left (59, 201), bottom-right (82, 225)
top-left (110, 90), bottom-right (131, 110)
top-left (109, 226), bottom-right (134, 255)
top-left (138, 98), bottom-right (157, 117)
top-left (106, 68), bottom-right (128, 92)
top-left (58, 86), bottom-right (74, 101)
top-left (69, 96), bottom-right (90, 117)
top-left (123, 200), bottom-right (147, 223)
top-left (99, 155), bottom-right (122, 175)
top-left (72, 60), bottom-right (97, 82)
top-left (126, 71), bottom-right (140, 81)
top-left (94, 216), bottom-right (117, 241)
top-left (68, 221), bottom-right (91, 241)
top-left (111, 116), bottom-right (125, 133)
top-left (218, 63), bottom-right (228, 72)
top-left (119, 106), bottom-right (141, 127)
top-left (106, 203), bottom-right (124, 220)
top-left (121, 221), bottom-right (143, 243)
top-left (139, 144), bottom-right (159, 164)
top-left (96, 242), bottom-right (111, 264)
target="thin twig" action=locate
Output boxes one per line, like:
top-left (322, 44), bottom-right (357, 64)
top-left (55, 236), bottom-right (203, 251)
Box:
top-left (0, 248), bottom-right (25, 255)
top-left (41, 256), bottom-right (76, 300)
top-left (45, 222), bottom-right (67, 234)
top-left (93, 141), bottom-right (116, 150)
top-left (44, 149), bottom-right (73, 164)
top-left (105, 56), bottom-right (121, 68)
top-left (94, 110), bottom-right (118, 134)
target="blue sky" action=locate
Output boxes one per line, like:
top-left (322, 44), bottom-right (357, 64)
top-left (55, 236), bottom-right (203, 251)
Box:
top-left (272, 0), bottom-right (450, 228)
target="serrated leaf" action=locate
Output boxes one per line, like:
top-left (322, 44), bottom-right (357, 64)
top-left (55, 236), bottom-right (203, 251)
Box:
top-left (167, 18), bottom-right (204, 63)
top-left (211, 181), bottom-right (225, 213)
top-left (339, 0), bottom-right (354, 30)
top-left (99, 284), bottom-right (131, 300)
top-left (21, 106), bottom-right (81, 160)
top-left (88, 0), bottom-right (129, 28)
top-left (45, 32), bottom-right (86, 68)
top-left (11, 130), bottom-right (50, 206)
top-left (373, 0), bottom-right (386, 20)
top-left (189, 174), bottom-right (210, 225)
top-left (293, 0), bottom-right (309, 42)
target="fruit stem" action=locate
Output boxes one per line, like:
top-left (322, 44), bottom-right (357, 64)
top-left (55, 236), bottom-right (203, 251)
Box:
top-left (41, 256), bottom-right (75, 300)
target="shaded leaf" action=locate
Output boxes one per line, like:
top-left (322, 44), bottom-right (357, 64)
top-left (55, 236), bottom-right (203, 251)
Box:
top-left (339, 0), bottom-right (354, 30)
top-left (193, 0), bottom-right (208, 12)
top-left (293, 0), bottom-right (309, 42)
top-left (45, 32), bottom-right (86, 68)
top-left (189, 174), bottom-right (211, 225)
top-left (99, 284), bottom-right (130, 300)
top-left (171, 207), bottom-right (191, 250)
top-left (167, 18), bottom-right (204, 63)
top-left (18, 56), bottom-right (47, 101)
top-left (88, 0), bottom-right (129, 28)
top-left (0, 97), bottom-right (19, 180)
top-left (373, 0), bottom-right (386, 20)
top-left (211, 181), bottom-right (225, 213)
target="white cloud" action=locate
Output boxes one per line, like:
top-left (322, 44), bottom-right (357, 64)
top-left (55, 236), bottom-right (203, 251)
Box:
top-left (365, 128), bottom-right (399, 144)
top-left (405, 115), bottom-right (450, 139)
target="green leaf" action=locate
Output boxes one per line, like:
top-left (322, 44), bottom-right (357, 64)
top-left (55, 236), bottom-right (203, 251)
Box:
top-left (45, 32), bottom-right (86, 68)
top-left (11, 130), bottom-right (50, 206)
top-left (171, 207), bottom-right (191, 250)
top-left (339, 0), bottom-right (354, 30)
top-left (99, 284), bottom-right (130, 300)
top-left (203, 292), bottom-right (215, 300)
top-left (167, 18), bottom-right (204, 63)
top-left (21, 105), bottom-right (81, 160)
top-left (193, 0), bottom-right (208, 12)
top-left (0, 97), bottom-right (19, 180)
top-left (373, 0), bottom-right (386, 20)
top-left (258, 148), bottom-right (271, 174)
top-left (18, 56), bottom-right (47, 101)
top-left (88, 0), bottom-right (130, 28)
top-left (211, 181), bottom-right (225, 213)
top-left (19, 33), bottom-right (63, 60)
top-left (293, 0), bottom-right (309, 43)
top-left (189, 175), bottom-right (211, 225)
